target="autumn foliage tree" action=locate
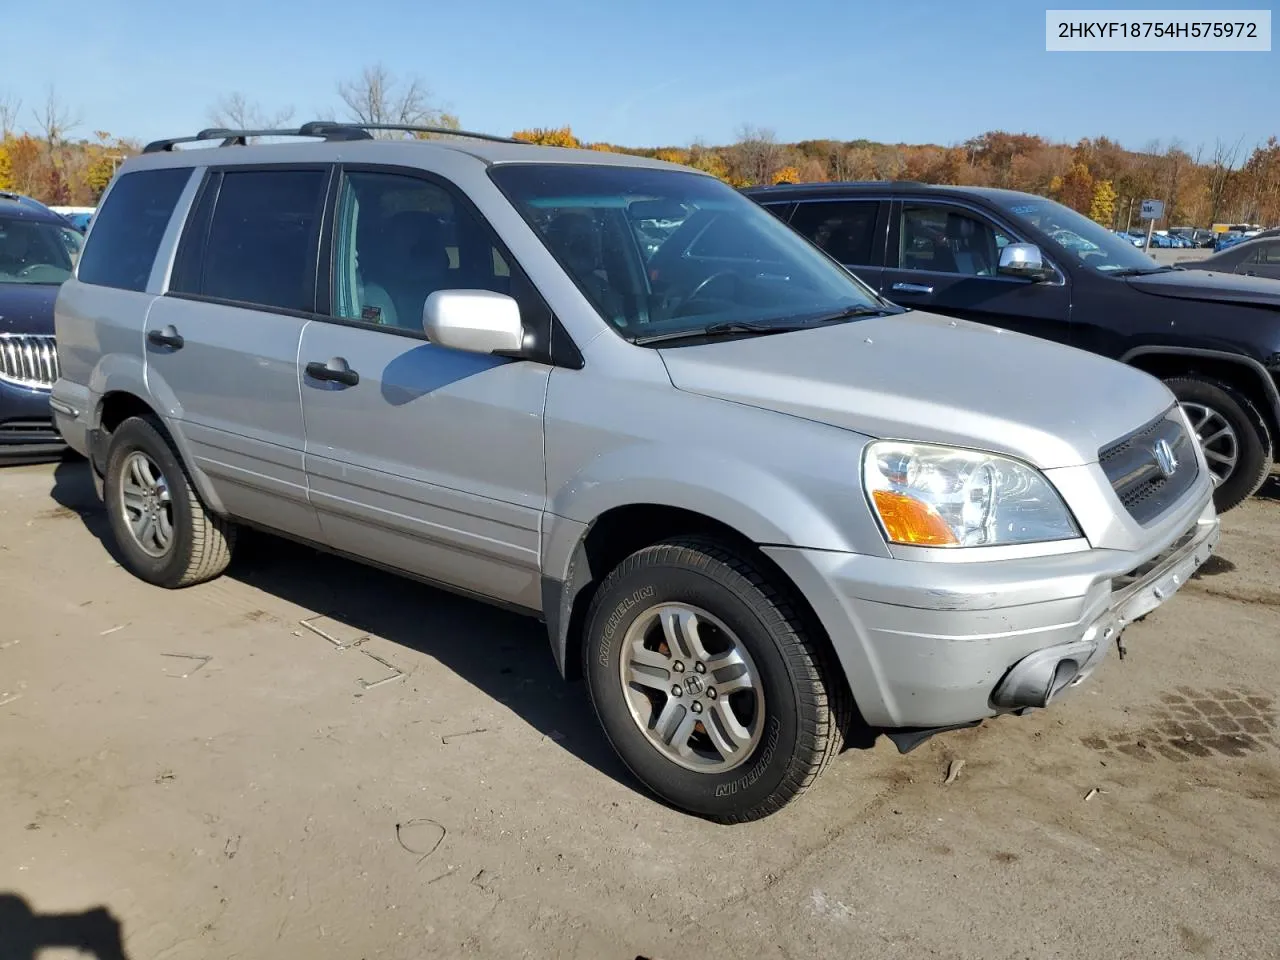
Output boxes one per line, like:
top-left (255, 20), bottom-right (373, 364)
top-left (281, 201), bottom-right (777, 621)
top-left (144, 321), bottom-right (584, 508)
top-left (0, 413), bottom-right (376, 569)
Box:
top-left (512, 126), bottom-right (581, 148)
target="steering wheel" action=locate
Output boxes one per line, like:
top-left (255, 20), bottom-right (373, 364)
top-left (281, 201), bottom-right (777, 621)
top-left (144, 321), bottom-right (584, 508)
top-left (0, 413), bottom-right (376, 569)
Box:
top-left (682, 270), bottom-right (738, 305)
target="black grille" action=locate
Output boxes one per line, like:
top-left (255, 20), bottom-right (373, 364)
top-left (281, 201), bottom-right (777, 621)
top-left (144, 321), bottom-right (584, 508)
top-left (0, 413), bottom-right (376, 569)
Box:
top-left (0, 418), bottom-right (59, 439)
top-left (1099, 410), bottom-right (1199, 525)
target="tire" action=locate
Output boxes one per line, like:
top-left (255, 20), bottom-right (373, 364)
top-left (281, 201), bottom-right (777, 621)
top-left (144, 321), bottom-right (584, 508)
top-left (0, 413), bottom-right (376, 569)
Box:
top-left (582, 536), bottom-right (849, 823)
top-left (1165, 376), bottom-right (1273, 513)
top-left (103, 415), bottom-right (236, 588)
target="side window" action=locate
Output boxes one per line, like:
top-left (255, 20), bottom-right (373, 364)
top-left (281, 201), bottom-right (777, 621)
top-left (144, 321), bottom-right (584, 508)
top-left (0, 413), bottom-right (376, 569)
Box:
top-left (1257, 242), bottom-right (1280, 264)
top-left (331, 171), bottom-right (515, 331)
top-left (76, 168), bottom-right (191, 291)
top-left (760, 202), bottom-right (793, 222)
top-left (900, 204), bottom-right (1013, 277)
top-left (172, 168), bottom-right (327, 312)
top-left (789, 200), bottom-right (879, 265)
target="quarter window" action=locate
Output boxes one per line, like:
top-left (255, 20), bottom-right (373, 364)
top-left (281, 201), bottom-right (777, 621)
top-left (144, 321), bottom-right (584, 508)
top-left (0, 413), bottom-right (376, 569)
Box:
top-left (789, 200), bottom-right (879, 265)
top-left (1259, 241), bottom-right (1280, 264)
top-left (331, 171), bottom-right (513, 331)
top-left (173, 168), bottom-right (327, 312)
top-left (77, 168), bottom-right (191, 292)
top-left (900, 204), bottom-right (1012, 277)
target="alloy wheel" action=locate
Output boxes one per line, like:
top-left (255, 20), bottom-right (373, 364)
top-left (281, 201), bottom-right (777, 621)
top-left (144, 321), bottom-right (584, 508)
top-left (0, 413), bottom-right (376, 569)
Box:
top-left (1181, 401), bottom-right (1239, 486)
top-left (618, 602), bottom-right (765, 773)
top-left (119, 450), bottom-right (175, 557)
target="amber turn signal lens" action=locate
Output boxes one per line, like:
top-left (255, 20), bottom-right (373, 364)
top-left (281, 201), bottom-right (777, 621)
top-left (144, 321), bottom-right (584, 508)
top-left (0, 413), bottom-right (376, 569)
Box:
top-left (871, 490), bottom-right (959, 546)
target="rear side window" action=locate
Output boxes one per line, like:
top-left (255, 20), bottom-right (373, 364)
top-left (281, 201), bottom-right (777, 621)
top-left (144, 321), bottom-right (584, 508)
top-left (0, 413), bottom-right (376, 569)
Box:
top-left (172, 168), bottom-right (327, 313)
top-left (789, 200), bottom-right (879, 266)
top-left (76, 167), bottom-right (191, 291)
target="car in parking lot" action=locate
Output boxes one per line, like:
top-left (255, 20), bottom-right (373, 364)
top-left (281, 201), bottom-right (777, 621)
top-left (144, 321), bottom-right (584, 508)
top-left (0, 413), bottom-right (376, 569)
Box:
top-left (52, 125), bottom-right (1218, 822)
top-left (746, 181), bottom-right (1280, 513)
top-left (1178, 230), bottom-right (1280, 281)
top-left (0, 193), bottom-right (72, 461)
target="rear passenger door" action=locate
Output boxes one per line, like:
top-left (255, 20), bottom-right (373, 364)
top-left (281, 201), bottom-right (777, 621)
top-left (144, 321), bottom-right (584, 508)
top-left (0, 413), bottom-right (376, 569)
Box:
top-left (880, 199), bottom-right (1072, 345)
top-left (299, 167), bottom-right (549, 611)
top-left (785, 199), bottom-right (886, 290)
top-left (144, 165), bottom-right (329, 540)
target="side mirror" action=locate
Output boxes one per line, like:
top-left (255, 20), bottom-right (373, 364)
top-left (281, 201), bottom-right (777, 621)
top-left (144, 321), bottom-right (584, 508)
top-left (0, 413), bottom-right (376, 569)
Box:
top-left (997, 242), bottom-right (1052, 281)
top-left (423, 290), bottom-right (526, 356)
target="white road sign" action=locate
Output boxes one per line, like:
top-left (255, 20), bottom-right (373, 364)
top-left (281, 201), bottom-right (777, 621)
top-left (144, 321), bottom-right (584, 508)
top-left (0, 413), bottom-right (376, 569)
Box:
top-left (1139, 199), bottom-right (1165, 220)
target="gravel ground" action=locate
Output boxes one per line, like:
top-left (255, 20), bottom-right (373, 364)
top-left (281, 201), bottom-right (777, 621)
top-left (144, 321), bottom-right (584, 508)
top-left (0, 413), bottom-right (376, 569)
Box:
top-left (2, 460), bottom-right (1277, 960)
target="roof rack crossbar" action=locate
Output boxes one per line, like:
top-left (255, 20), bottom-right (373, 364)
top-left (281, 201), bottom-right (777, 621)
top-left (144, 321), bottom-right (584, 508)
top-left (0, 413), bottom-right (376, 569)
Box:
top-left (143, 125), bottom-right (374, 154)
top-left (301, 121), bottom-right (520, 144)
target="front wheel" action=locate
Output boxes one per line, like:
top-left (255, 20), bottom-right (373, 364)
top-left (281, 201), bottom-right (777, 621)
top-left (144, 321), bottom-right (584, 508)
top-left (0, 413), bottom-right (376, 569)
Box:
top-left (583, 537), bottom-right (848, 823)
top-left (1165, 376), bottom-right (1273, 513)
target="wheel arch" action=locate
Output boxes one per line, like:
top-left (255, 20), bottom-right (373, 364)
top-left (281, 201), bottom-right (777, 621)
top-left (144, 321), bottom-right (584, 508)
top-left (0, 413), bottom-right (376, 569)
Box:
top-left (540, 503), bottom-right (854, 723)
top-left (1121, 345), bottom-right (1280, 446)
top-left (92, 390), bottom-right (226, 514)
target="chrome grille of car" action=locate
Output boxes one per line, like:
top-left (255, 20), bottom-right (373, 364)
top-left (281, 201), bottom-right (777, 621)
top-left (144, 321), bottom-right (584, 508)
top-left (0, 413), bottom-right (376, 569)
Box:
top-left (0, 334), bottom-right (60, 389)
top-left (1099, 409), bottom-right (1199, 526)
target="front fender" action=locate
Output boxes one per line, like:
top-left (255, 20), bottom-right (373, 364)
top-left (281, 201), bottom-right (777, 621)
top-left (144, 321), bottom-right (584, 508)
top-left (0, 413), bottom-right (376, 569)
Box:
top-left (548, 443), bottom-right (874, 554)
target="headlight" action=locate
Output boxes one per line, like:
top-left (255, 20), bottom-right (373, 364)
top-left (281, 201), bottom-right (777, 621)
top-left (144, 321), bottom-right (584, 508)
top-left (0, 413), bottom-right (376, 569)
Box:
top-left (863, 441), bottom-right (1080, 547)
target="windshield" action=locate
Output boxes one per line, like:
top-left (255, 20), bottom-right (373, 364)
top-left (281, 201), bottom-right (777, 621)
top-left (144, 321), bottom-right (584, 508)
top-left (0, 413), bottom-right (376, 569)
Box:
top-left (993, 195), bottom-right (1160, 274)
top-left (489, 164), bottom-right (886, 343)
top-left (0, 216), bottom-right (75, 284)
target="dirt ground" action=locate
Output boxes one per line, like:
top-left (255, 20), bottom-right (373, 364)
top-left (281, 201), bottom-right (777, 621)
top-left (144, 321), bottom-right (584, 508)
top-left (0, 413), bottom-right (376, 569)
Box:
top-left (2, 459), bottom-right (1278, 960)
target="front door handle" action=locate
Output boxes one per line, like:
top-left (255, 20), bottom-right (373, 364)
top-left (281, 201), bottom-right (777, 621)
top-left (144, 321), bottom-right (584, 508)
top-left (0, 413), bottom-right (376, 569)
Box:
top-left (305, 357), bottom-right (360, 387)
top-left (891, 282), bottom-right (935, 295)
top-left (147, 325), bottom-right (184, 349)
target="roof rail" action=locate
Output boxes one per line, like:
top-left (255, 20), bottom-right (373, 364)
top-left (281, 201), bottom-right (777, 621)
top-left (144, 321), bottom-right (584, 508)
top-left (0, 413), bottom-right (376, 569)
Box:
top-left (142, 124), bottom-right (374, 154)
top-left (299, 121), bottom-right (521, 144)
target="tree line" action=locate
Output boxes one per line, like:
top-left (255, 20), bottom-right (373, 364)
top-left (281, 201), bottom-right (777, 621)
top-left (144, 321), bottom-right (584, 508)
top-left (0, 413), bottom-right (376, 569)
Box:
top-left (3, 69), bottom-right (1277, 230)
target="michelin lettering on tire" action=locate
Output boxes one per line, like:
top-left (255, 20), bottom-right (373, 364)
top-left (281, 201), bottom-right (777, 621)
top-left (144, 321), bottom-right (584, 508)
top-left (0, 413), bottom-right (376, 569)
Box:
top-left (598, 585), bottom-right (655, 666)
top-left (715, 715), bottom-right (782, 797)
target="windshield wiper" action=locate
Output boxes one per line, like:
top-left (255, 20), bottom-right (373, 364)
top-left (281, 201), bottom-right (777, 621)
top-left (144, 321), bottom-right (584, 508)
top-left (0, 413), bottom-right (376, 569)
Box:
top-left (1109, 265), bottom-right (1180, 277)
top-left (631, 304), bottom-right (897, 346)
top-left (631, 320), bottom-right (811, 346)
top-left (793, 304), bottom-right (900, 323)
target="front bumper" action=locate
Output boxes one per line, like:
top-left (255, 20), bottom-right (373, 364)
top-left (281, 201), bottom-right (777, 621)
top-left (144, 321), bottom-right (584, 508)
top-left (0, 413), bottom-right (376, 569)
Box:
top-left (763, 498), bottom-right (1219, 729)
top-left (0, 380), bottom-right (64, 461)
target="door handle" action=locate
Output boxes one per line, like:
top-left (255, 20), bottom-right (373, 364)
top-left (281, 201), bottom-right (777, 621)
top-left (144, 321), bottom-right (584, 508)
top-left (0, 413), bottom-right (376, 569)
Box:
top-left (147, 325), bottom-right (184, 349)
top-left (891, 282), bottom-right (934, 295)
top-left (305, 357), bottom-right (360, 387)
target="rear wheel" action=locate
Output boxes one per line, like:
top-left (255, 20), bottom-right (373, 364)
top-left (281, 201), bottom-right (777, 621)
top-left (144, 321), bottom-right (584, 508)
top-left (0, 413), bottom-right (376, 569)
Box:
top-left (1165, 376), bottom-right (1272, 513)
top-left (103, 415), bottom-right (236, 588)
top-left (583, 536), bottom-right (848, 823)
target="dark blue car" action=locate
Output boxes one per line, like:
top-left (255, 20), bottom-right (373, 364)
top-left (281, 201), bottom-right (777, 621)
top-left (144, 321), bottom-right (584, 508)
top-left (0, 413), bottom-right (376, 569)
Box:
top-left (0, 194), bottom-right (72, 460)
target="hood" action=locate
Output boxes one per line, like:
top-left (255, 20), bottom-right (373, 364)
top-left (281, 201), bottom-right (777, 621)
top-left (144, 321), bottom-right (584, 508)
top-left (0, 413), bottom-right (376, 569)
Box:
top-left (0, 284), bottom-right (58, 335)
top-left (1126, 269), bottom-right (1280, 309)
top-left (658, 312), bottom-right (1174, 469)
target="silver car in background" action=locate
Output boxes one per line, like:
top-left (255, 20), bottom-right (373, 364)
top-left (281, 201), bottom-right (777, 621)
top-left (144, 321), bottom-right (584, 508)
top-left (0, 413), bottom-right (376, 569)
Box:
top-left (51, 124), bottom-right (1218, 822)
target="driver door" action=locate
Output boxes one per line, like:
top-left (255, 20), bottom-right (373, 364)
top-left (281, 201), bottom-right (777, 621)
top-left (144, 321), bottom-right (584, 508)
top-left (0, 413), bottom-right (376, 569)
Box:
top-left (880, 200), bottom-right (1072, 345)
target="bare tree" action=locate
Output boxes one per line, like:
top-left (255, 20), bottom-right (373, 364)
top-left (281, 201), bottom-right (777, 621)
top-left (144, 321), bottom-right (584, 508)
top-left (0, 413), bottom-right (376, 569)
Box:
top-left (208, 92), bottom-right (295, 131)
top-left (731, 125), bottom-right (784, 185)
top-left (0, 91), bottom-right (20, 137)
top-left (1206, 136), bottom-right (1244, 224)
top-left (32, 86), bottom-right (79, 150)
top-left (335, 63), bottom-right (457, 137)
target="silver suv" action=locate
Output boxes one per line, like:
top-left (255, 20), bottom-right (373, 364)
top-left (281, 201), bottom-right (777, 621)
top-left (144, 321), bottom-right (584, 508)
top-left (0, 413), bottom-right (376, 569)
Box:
top-left (52, 123), bottom-right (1219, 822)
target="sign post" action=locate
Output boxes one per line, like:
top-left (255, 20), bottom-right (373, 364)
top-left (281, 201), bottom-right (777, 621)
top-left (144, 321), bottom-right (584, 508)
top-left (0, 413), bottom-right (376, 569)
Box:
top-left (1139, 199), bottom-right (1165, 251)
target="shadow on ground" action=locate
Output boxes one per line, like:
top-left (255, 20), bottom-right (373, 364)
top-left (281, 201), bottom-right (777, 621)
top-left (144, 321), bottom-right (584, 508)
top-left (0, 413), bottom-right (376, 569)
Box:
top-left (48, 460), bottom-right (633, 792)
top-left (0, 894), bottom-right (128, 960)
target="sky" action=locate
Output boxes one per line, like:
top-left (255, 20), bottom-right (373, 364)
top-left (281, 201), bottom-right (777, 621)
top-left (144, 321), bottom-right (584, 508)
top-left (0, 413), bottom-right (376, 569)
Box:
top-left (3, 0), bottom-right (1276, 152)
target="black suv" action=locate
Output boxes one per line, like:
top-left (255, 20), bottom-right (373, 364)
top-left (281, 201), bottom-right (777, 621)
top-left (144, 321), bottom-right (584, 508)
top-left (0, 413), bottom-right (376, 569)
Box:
top-left (0, 192), bottom-right (74, 460)
top-left (745, 182), bottom-right (1280, 512)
